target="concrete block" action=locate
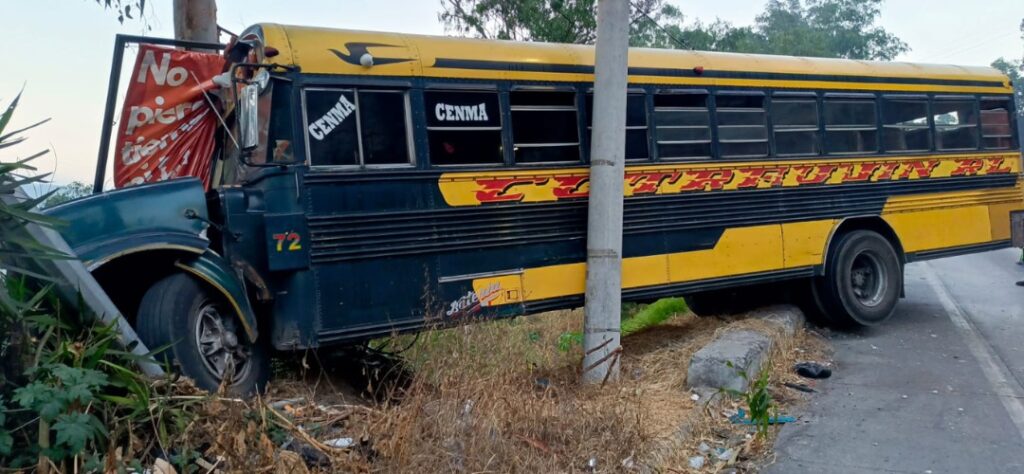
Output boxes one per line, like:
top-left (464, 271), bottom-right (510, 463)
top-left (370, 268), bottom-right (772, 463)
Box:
top-left (754, 304), bottom-right (806, 337)
top-left (686, 330), bottom-right (772, 392)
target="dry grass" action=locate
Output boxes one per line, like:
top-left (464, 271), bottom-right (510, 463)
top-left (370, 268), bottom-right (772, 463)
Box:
top-left (252, 307), bottom-right (832, 473)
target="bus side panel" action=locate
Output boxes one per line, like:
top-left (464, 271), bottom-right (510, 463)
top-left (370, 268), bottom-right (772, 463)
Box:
top-left (884, 206), bottom-right (992, 253)
top-left (781, 220), bottom-right (838, 269)
top-left (989, 201), bottom-right (1024, 241)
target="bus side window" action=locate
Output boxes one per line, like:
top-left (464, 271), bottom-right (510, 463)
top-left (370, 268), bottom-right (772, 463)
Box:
top-left (981, 98), bottom-right (1013, 150)
top-left (303, 88), bottom-right (413, 168)
top-left (510, 90), bottom-right (581, 164)
top-left (267, 79), bottom-right (296, 163)
top-left (585, 92), bottom-right (649, 161)
top-left (424, 90), bottom-right (503, 166)
top-left (304, 88), bottom-right (360, 166)
top-left (933, 97), bottom-right (979, 151)
top-left (882, 96), bottom-right (930, 152)
top-left (824, 95), bottom-right (878, 154)
top-left (772, 94), bottom-right (819, 156)
top-left (653, 91), bottom-right (711, 160)
top-left (358, 90), bottom-right (412, 166)
top-left (716, 93), bottom-right (769, 158)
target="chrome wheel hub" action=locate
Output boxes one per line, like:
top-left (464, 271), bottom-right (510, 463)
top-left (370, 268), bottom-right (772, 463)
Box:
top-left (195, 301), bottom-right (251, 383)
top-left (850, 252), bottom-right (886, 307)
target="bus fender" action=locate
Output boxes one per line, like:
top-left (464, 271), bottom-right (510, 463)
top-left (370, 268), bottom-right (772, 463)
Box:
top-left (174, 250), bottom-right (259, 343)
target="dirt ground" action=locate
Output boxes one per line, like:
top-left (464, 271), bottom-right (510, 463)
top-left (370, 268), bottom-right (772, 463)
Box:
top-left (245, 308), bottom-right (832, 473)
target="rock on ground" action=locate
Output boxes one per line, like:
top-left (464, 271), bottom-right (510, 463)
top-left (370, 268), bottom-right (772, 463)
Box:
top-left (754, 304), bottom-right (806, 337)
top-left (686, 329), bottom-right (773, 392)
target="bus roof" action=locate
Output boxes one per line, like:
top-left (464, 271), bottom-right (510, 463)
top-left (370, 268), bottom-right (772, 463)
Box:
top-left (253, 23), bottom-right (1013, 94)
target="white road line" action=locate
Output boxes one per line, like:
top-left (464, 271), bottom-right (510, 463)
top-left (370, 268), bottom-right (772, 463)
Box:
top-left (923, 261), bottom-right (1024, 440)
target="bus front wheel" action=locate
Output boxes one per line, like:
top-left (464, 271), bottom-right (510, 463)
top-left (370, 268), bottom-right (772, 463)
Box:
top-left (813, 230), bottom-right (902, 327)
top-left (136, 273), bottom-right (269, 395)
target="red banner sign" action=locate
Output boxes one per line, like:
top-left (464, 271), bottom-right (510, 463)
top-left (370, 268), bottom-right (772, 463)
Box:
top-left (114, 44), bottom-right (225, 189)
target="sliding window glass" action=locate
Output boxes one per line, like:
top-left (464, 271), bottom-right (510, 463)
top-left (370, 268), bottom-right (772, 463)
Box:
top-left (424, 90), bottom-right (503, 166)
top-left (981, 97), bottom-right (1013, 150)
top-left (304, 88), bottom-right (412, 167)
top-left (882, 96), bottom-right (930, 152)
top-left (933, 97), bottom-right (979, 151)
top-left (716, 93), bottom-right (769, 158)
top-left (824, 95), bottom-right (878, 154)
top-left (586, 92), bottom-right (649, 161)
top-left (654, 91), bottom-right (711, 160)
top-left (772, 94), bottom-right (819, 156)
top-left (511, 90), bottom-right (580, 164)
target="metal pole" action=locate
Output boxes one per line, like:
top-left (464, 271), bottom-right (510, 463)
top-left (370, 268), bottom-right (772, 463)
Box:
top-left (93, 34), bottom-right (225, 195)
top-left (93, 35), bottom-right (127, 194)
top-left (582, 0), bottom-right (629, 384)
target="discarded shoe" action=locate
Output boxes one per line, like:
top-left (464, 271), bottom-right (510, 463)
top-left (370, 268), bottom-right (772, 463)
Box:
top-left (794, 362), bottom-right (832, 379)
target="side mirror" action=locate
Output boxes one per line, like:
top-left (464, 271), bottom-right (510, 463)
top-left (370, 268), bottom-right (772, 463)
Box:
top-left (238, 83), bottom-right (259, 151)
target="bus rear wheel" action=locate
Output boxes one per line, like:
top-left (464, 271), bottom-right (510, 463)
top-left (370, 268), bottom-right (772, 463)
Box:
top-left (136, 273), bottom-right (269, 395)
top-left (813, 230), bottom-right (902, 327)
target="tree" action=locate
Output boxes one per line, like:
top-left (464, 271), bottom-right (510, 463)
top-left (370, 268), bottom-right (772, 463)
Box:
top-left (439, 0), bottom-right (668, 46)
top-left (42, 182), bottom-right (93, 209)
top-left (92, 0), bottom-right (147, 24)
top-left (990, 19), bottom-right (1023, 141)
top-left (991, 19), bottom-right (1023, 82)
top-left (440, 0), bottom-right (909, 60)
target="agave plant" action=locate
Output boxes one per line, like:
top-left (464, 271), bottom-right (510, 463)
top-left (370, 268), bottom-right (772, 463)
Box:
top-left (0, 90), bottom-right (61, 390)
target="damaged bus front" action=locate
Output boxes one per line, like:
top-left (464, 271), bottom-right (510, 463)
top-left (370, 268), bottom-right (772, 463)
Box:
top-left (46, 29), bottom-right (307, 394)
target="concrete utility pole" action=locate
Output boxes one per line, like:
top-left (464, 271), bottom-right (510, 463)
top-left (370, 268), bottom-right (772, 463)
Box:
top-left (582, 0), bottom-right (630, 384)
top-left (172, 0), bottom-right (218, 43)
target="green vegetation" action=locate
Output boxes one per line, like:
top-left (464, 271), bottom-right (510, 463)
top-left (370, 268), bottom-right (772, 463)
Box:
top-left (0, 91), bottom-right (250, 472)
top-left (558, 297), bottom-right (688, 351)
top-left (440, 0), bottom-right (909, 60)
top-left (991, 19), bottom-right (1023, 83)
top-left (723, 360), bottom-right (778, 439)
top-left (42, 181), bottom-right (92, 208)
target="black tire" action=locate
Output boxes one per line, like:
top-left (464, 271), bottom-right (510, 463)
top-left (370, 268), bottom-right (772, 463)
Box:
top-left (136, 273), bottom-right (269, 395)
top-left (813, 230), bottom-right (902, 327)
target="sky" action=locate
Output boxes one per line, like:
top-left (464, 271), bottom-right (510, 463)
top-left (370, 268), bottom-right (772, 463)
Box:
top-left (2, 0), bottom-right (1022, 189)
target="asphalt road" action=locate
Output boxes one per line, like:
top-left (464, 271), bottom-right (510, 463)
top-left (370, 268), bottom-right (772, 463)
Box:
top-left (766, 248), bottom-right (1024, 474)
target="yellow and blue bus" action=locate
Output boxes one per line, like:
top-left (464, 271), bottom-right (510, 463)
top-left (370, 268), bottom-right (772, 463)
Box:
top-left (48, 24), bottom-right (1023, 393)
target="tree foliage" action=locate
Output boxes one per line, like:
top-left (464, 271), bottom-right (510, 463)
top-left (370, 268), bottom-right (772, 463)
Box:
top-left (990, 19), bottom-right (1023, 119)
top-left (991, 19), bottom-right (1023, 83)
top-left (42, 182), bottom-right (92, 209)
top-left (440, 0), bottom-right (909, 60)
top-left (92, 0), bottom-right (146, 24)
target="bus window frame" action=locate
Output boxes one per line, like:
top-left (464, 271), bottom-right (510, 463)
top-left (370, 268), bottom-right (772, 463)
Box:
top-left (583, 87), bottom-right (651, 163)
top-left (879, 93), bottom-right (933, 154)
top-left (980, 95), bottom-right (1015, 151)
top-left (508, 85), bottom-right (583, 166)
top-left (653, 88), bottom-right (714, 162)
top-left (770, 91), bottom-right (821, 158)
top-left (822, 92), bottom-right (880, 156)
top-left (932, 94), bottom-right (982, 152)
top-left (714, 90), bottom-right (770, 160)
top-left (422, 85), bottom-right (506, 169)
top-left (301, 86), bottom-right (417, 171)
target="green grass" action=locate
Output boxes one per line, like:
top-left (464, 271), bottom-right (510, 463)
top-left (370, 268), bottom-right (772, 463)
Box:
top-left (621, 298), bottom-right (688, 335)
top-left (558, 297), bottom-right (688, 351)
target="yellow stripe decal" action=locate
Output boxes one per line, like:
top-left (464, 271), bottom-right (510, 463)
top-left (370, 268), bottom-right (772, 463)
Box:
top-left (439, 152), bottom-right (1021, 207)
